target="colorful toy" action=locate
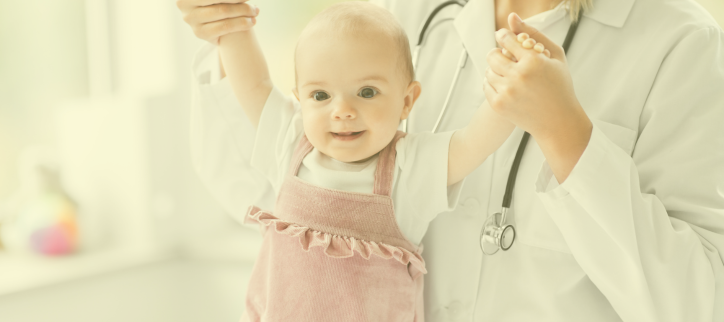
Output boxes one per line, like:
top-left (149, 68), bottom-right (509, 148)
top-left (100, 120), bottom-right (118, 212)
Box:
top-left (0, 148), bottom-right (78, 256)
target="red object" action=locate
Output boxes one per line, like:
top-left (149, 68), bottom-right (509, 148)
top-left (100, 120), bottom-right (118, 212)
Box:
top-left (30, 224), bottom-right (73, 255)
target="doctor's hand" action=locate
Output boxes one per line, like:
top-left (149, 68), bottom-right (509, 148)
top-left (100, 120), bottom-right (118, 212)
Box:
top-left (485, 12), bottom-right (593, 183)
top-left (485, 13), bottom-right (588, 141)
top-left (177, 0), bottom-right (259, 45)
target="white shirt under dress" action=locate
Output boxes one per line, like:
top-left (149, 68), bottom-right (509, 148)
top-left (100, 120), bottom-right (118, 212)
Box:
top-left (249, 86), bottom-right (465, 246)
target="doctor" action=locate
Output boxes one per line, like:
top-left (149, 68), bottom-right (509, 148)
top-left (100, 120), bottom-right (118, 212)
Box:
top-left (178, 0), bottom-right (724, 320)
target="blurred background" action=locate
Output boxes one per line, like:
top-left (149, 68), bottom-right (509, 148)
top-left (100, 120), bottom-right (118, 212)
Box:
top-left (0, 0), bottom-right (721, 321)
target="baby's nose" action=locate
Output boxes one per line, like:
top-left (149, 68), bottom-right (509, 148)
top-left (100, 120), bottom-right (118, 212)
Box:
top-left (331, 102), bottom-right (356, 119)
top-left (334, 113), bottom-right (355, 119)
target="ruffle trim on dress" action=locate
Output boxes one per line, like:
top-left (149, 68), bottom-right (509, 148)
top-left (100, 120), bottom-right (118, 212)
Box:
top-left (246, 206), bottom-right (427, 277)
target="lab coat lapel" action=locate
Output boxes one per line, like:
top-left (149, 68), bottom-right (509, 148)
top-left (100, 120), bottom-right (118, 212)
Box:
top-left (454, 0), bottom-right (496, 80)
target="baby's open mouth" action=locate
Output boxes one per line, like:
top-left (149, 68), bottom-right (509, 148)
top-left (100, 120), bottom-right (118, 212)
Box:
top-left (331, 131), bottom-right (365, 141)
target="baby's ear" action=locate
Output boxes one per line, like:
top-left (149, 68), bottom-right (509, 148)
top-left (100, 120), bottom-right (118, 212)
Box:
top-left (401, 81), bottom-right (422, 120)
top-left (292, 88), bottom-right (300, 101)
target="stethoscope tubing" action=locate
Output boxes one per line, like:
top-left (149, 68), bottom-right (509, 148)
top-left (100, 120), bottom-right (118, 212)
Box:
top-left (403, 0), bottom-right (466, 134)
top-left (432, 49), bottom-right (467, 133)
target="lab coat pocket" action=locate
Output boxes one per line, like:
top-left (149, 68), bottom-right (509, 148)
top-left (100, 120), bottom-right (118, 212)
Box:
top-left (517, 197), bottom-right (573, 254)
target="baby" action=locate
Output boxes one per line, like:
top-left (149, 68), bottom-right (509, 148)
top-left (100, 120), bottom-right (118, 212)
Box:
top-left (217, 2), bottom-right (547, 321)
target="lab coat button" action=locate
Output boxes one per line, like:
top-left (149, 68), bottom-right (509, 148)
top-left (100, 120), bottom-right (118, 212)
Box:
top-left (460, 198), bottom-right (479, 210)
top-left (446, 301), bottom-right (463, 318)
top-left (460, 198), bottom-right (480, 218)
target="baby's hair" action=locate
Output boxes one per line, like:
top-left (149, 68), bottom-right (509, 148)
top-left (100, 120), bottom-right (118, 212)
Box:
top-left (295, 1), bottom-right (415, 85)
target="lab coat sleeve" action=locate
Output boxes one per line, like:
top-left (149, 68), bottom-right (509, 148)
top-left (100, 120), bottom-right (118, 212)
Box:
top-left (189, 43), bottom-right (276, 225)
top-left (535, 27), bottom-right (724, 322)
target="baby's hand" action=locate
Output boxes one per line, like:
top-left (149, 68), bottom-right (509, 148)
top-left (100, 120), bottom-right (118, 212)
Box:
top-left (516, 33), bottom-right (551, 57)
top-left (177, 0), bottom-right (259, 45)
top-left (501, 32), bottom-right (551, 61)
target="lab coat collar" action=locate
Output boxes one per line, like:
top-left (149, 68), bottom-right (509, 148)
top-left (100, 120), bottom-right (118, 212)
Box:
top-left (453, 0), bottom-right (496, 82)
top-left (454, 0), bottom-right (636, 30)
top-left (453, 0), bottom-right (634, 78)
top-left (585, 0), bottom-right (636, 28)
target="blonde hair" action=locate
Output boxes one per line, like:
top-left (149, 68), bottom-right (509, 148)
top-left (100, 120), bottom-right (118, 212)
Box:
top-left (295, 2), bottom-right (414, 84)
top-left (563, 0), bottom-right (593, 22)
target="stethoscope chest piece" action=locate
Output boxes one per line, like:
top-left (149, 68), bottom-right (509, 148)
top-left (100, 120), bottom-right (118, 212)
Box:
top-left (480, 211), bottom-right (516, 255)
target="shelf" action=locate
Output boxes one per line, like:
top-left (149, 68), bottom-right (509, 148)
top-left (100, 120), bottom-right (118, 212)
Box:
top-left (0, 246), bottom-right (174, 296)
top-left (0, 259), bottom-right (255, 322)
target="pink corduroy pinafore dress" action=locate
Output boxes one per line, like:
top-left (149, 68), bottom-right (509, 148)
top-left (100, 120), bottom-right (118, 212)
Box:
top-left (241, 131), bottom-right (426, 322)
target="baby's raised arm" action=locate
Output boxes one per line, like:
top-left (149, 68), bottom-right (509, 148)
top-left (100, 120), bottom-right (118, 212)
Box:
top-left (447, 33), bottom-right (547, 186)
top-left (218, 4), bottom-right (272, 129)
top-left (447, 100), bottom-right (516, 185)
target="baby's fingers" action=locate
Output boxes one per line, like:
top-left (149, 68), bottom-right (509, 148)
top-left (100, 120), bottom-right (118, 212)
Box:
top-left (517, 33), bottom-right (530, 42)
top-left (533, 43), bottom-right (550, 57)
top-left (517, 32), bottom-right (549, 57)
top-left (533, 43), bottom-right (545, 53)
top-left (516, 33), bottom-right (535, 49)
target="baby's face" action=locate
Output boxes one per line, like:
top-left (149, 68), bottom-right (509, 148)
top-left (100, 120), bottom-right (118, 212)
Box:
top-left (294, 29), bottom-right (419, 163)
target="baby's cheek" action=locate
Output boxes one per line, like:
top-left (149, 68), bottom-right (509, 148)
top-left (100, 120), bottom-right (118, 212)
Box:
top-left (367, 117), bottom-right (395, 137)
top-left (369, 117), bottom-right (400, 148)
top-left (301, 112), bottom-right (326, 142)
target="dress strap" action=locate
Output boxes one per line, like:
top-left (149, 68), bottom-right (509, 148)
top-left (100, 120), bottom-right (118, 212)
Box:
top-left (289, 132), bottom-right (405, 195)
top-left (289, 135), bottom-right (315, 176)
top-left (373, 131), bottom-right (407, 196)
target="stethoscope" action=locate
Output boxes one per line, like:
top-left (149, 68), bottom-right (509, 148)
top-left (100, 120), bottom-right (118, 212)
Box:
top-left (404, 1), bottom-right (584, 255)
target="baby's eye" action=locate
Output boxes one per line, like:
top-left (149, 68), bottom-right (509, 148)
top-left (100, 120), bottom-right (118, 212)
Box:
top-left (313, 91), bottom-right (330, 101)
top-left (358, 87), bottom-right (378, 99)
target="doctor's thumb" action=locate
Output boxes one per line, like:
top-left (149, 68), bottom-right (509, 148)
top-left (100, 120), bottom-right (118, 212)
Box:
top-left (508, 13), bottom-right (526, 34)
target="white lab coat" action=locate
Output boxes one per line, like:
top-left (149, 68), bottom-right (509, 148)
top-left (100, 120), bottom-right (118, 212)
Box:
top-left (188, 0), bottom-right (724, 320)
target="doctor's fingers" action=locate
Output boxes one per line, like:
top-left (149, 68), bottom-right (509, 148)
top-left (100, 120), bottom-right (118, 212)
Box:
top-left (484, 67), bottom-right (507, 97)
top-left (198, 16), bottom-right (257, 42)
top-left (485, 66), bottom-right (505, 86)
top-left (494, 29), bottom-right (527, 62)
top-left (487, 48), bottom-right (515, 76)
top-left (177, 0), bottom-right (249, 11)
top-left (483, 78), bottom-right (499, 104)
top-left (181, 2), bottom-right (258, 25)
